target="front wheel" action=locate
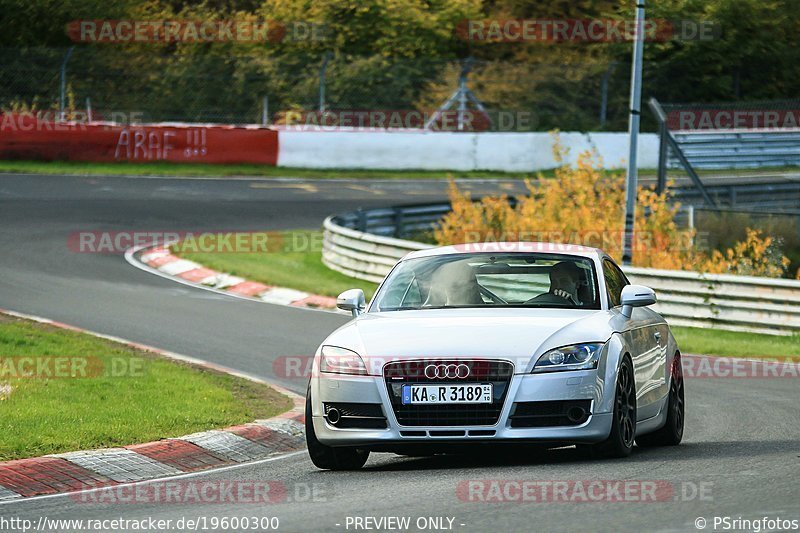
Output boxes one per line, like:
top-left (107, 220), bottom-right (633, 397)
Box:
top-left (590, 355), bottom-right (636, 459)
top-left (637, 354), bottom-right (685, 447)
top-left (305, 386), bottom-right (370, 470)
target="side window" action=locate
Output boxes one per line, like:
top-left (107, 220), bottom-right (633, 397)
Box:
top-left (603, 259), bottom-right (628, 307)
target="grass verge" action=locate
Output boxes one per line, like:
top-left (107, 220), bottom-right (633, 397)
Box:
top-left (171, 230), bottom-right (799, 359)
top-left (672, 326), bottom-right (800, 360)
top-left (0, 160), bottom-right (546, 180)
top-left (174, 230), bottom-right (378, 300)
top-left (0, 315), bottom-right (292, 461)
top-left (1, 159), bottom-right (795, 181)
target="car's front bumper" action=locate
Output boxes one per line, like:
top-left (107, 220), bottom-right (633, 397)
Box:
top-left (311, 368), bottom-right (613, 448)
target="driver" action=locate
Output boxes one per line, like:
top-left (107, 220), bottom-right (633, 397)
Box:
top-left (528, 261), bottom-right (582, 305)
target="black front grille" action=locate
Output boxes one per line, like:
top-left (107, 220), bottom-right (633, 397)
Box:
top-left (509, 400), bottom-right (592, 428)
top-left (429, 430), bottom-right (466, 437)
top-left (324, 402), bottom-right (388, 429)
top-left (384, 360), bottom-right (514, 427)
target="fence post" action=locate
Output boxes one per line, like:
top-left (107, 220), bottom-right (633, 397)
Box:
top-left (59, 46), bottom-right (75, 122)
top-left (599, 62), bottom-right (616, 129)
top-left (261, 96), bottom-right (269, 126)
top-left (319, 52), bottom-right (332, 113)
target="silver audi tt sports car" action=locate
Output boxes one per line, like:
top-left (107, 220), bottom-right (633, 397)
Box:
top-left (306, 242), bottom-right (685, 470)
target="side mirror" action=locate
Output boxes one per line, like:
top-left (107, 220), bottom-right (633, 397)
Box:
top-left (337, 289), bottom-right (366, 317)
top-left (620, 285), bottom-right (656, 319)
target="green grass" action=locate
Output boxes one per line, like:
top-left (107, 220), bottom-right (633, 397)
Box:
top-left (174, 230), bottom-right (378, 299)
top-left (0, 159), bottom-right (796, 181)
top-left (673, 326), bottom-right (800, 359)
top-left (0, 316), bottom-right (292, 461)
top-left (0, 160), bottom-right (547, 180)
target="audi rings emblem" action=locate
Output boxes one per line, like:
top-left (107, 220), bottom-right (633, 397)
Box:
top-left (424, 363), bottom-right (470, 379)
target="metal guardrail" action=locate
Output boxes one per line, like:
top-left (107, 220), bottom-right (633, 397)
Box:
top-left (672, 181), bottom-right (800, 212)
top-left (323, 206), bottom-right (800, 336)
top-left (669, 130), bottom-right (800, 170)
top-left (330, 204), bottom-right (455, 240)
top-left (328, 184), bottom-right (800, 242)
top-left (323, 216), bottom-right (431, 283)
top-left (623, 266), bottom-right (800, 336)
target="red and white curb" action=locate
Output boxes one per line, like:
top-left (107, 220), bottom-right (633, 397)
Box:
top-left (0, 309), bottom-right (306, 502)
top-left (125, 243), bottom-right (339, 310)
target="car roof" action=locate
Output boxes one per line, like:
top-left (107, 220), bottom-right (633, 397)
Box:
top-left (404, 242), bottom-right (604, 261)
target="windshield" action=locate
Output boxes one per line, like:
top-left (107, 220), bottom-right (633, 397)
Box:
top-left (371, 253), bottom-right (600, 311)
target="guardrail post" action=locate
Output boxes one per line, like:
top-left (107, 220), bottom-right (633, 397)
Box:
top-left (356, 209), bottom-right (367, 232)
top-left (394, 208), bottom-right (405, 238)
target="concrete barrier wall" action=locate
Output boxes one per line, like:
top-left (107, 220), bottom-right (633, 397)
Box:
top-left (0, 117), bottom-right (279, 165)
top-left (278, 129), bottom-right (660, 171)
top-left (0, 117), bottom-right (657, 172)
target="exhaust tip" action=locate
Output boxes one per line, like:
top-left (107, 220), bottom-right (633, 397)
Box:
top-left (326, 407), bottom-right (341, 425)
top-left (566, 406), bottom-right (587, 423)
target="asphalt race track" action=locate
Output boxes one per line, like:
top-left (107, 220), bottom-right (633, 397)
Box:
top-left (0, 173), bottom-right (798, 532)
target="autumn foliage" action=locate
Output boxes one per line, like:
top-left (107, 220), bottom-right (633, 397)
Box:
top-left (434, 148), bottom-right (791, 278)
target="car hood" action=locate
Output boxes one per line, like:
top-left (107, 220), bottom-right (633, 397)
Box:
top-left (323, 308), bottom-right (613, 373)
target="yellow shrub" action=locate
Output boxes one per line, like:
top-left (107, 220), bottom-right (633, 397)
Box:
top-left (698, 229), bottom-right (791, 278)
top-left (434, 148), bottom-right (791, 278)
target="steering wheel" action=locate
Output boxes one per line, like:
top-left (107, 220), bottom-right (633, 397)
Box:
top-left (524, 291), bottom-right (580, 306)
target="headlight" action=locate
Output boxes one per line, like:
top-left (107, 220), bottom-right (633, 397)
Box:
top-left (319, 346), bottom-right (368, 375)
top-left (532, 343), bottom-right (605, 373)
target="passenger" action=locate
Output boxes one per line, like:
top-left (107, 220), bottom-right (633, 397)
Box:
top-left (425, 260), bottom-right (484, 306)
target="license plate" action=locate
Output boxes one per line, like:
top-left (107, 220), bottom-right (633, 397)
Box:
top-left (401, 384), bottom-right (493, 405)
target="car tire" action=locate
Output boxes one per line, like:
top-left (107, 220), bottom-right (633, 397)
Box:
top-left (636, 354), bottom-right (685, 448)
top-left (305, 385), bottom-right (370, 470)
top-left (590, 355), bottom-right (636, 459)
